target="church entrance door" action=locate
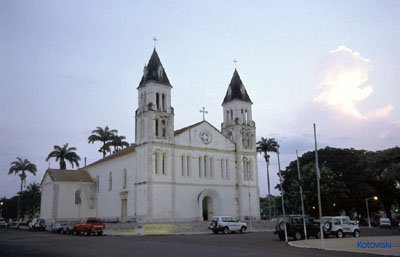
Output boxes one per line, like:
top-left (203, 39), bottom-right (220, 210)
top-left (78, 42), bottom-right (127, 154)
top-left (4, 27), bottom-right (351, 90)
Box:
top-left (121, 199), bottom-right (127, 223)
top-left (202, 196), bottom-right (213, 221)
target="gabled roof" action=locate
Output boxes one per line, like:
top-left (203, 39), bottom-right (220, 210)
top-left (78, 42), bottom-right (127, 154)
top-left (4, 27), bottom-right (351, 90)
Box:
top-left (83, 145), bottom-right (136, 169)
top-left (174, 121), bottom-right (204, 136)
top-left (222, 69), bottom-right (252, 104)
top-left (174, 120), bottom-right (235, 144)
top-left (42, 169), bottom-right (93, 184)
top-left (139, 48), bottom-right (171, 87)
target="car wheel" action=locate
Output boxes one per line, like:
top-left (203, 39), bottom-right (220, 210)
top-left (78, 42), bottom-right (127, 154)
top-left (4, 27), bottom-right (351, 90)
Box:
top-left (294, 231), bottom-right (302, 241)
top-left (336, 230), bottom-right (344, 238)
top-left (98, 231), bottom-right (103, 236)
top-left (86, 230), bottom-right (91, 236)
top-left (211, 221), bottom-right (217, 228)
top-left (324, 222), bottom-right (332, 232)
top-left (223, 227), bottom-right (229, 234)
top-left (353, 230), bottom-right (360, 237)
top-left (240, 226), bottom-right (246, 234)
top-left (278, 222), bottom-right (285, 231)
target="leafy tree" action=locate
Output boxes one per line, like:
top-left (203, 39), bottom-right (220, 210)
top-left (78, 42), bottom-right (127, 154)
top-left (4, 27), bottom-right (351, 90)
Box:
top-left (8, 157), bottom-right (37, 220)
top-left (88, 126), bottom-right (118, 158)
top-left (20, 183), bottom-right (41, 219)
top-left (280, 147), bottom-right (375, 219)
top-left (366, 147), bottom-right (400, 220)
top-left (46, 143), bottom-right (81, 169)
top-left (256, 137), bottom-right (279, 220)
top-left (106, 134), bottom-right (129, 153)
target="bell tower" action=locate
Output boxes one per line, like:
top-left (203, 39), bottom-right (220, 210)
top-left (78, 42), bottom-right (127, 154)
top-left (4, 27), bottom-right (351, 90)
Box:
top-left (221, 69), bottom-right (255, 152)
top-left (135, 49), bottom-right (174, 145)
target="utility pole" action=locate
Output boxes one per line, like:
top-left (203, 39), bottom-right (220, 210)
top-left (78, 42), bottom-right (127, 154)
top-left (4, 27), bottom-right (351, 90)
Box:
top-left (314, 123), bottom-right (324, 249)
top-left (277, 149), bottom-right (288, 243)
top-left (296, 150), bottom-right (307, 240)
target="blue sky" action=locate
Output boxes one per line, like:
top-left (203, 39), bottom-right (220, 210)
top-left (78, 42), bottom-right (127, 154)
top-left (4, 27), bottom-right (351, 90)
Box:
top-left (1, 0), bottom-right (399, 198)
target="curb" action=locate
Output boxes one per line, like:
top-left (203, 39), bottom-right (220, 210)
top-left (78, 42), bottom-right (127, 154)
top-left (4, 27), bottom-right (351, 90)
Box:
top-left (288, 241), bottom-right (399, 257)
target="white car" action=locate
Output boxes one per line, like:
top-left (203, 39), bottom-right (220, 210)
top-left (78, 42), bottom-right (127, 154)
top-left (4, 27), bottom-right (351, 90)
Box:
top-left (208, 216), bottom-right (247, 234)
top-left (379, 218), bottom-right (391, 228)
top-left (321, 216), bottom-right (360, 238)
top-left (28, 218), bottom-right (46, 231)
top-left (0, 218), bottom-right (8, 228)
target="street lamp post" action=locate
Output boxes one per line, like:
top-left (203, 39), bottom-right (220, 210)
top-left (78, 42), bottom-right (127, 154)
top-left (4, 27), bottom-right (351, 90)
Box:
top-left (366, 196), bottom-right (378, 228)
top-left (0, 201), bottom-right (3, 217)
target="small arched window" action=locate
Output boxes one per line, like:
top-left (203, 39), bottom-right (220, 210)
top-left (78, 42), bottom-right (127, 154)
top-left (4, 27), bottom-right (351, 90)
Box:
top-left (108, 172), bottom-right (112, 191)
top-left (156, 93), bottom-right (160, 110)
top-left (123, 168), bottom-right (127, 189)
top-left (162, 152), bottom-right (167, 174)
top-left (75, 190), bottom-right (81, 205)
top-left (161, 119), bottom-right (167, 138)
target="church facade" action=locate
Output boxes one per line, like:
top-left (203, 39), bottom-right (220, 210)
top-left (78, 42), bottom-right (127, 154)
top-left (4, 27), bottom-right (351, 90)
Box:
top-left (40, 49), bottom-right (260, 223)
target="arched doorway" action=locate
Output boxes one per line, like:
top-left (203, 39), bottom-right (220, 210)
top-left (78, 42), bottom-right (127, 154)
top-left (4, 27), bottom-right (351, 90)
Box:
top-left (202, 196), bottom-right (213, 221)
top-left (198, 189), bottom-right (220, 221)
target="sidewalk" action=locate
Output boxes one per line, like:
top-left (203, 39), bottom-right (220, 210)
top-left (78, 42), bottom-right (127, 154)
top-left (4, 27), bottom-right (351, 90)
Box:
top-left (289, 236), bottom-right (400, 256)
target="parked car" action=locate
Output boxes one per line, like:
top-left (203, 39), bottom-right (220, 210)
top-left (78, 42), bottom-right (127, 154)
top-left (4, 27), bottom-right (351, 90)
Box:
top-left (379, 218), bottom-right (391, 228)
top-left (321, 216), bottom-right (360, 238)
top-left (74, 218), bottom-right (105, 236)
top-left (64, 220), bottom-right (80, 234)
top-left (208, 216), bottom-right (247, 234)
top-left (28, 218), bottom-right (46, 231)
top-left (0, 218), bottom-right (8, 228)
top-left (51, 221), bottom-right (68, 233)
top-left (274, 215), bottom-right (321, 241)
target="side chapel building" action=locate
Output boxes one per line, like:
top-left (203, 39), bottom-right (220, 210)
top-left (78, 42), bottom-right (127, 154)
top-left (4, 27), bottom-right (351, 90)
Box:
top-left (40, 49), bottom-right (260, 223)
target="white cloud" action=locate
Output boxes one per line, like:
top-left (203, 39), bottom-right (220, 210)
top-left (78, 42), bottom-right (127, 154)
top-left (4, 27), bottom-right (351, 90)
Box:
top-left (313, 45), bottom-right (393, 120)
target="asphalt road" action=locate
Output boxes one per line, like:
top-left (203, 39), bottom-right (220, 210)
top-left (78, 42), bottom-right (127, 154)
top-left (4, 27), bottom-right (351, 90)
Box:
top-left (0, 228), bottom-right (389, 257)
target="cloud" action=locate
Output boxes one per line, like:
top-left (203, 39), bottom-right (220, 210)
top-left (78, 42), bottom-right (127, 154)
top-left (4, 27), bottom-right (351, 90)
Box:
top-left (313, 45), bottom-right (393, 120)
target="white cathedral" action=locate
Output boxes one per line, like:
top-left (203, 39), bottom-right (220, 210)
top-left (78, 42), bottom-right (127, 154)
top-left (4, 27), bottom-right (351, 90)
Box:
top-left (40, 49), bottom-right (260, 223)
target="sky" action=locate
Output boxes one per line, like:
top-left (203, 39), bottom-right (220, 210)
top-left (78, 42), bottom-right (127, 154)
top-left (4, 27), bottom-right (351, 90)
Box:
top-left (1, 0), bottom-right (399, 198)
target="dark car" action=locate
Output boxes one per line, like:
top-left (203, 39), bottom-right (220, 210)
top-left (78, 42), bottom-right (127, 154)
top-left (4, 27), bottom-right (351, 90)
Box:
top-left (274, 215), bottom-right (321, 241)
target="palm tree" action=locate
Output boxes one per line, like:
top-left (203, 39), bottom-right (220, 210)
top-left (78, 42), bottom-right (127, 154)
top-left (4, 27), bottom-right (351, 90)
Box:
top-left (9, 157), bottom-right (37, 221)
top-left (46, 143), bottom-right (81, 169)
top-left (88, 126), bottom-right (118, 158)
top-left (106, 135), bottom-right (129, 153)
top-left (256, 137), bottom-right (279, 220)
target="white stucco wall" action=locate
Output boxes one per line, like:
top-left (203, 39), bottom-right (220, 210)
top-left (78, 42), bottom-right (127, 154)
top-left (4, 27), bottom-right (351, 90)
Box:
top-left (85, 152), bottom-right (137, 221)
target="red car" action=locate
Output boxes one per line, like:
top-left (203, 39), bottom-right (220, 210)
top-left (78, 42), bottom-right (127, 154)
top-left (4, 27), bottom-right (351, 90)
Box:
top-left (74, 218), bottom-right (105, 236)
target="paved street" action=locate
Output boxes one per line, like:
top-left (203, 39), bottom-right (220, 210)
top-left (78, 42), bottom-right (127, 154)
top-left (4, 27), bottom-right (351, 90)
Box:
top-left (0, 228), bottom-right (387, 257)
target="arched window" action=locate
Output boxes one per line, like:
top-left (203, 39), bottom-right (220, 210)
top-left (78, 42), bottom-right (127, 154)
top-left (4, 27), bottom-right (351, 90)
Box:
top-left (199, 156), bottom-right (203, 177)
top-left (204, 156), bottom-right (208, 177)
top-left (221, 159), bottom-right (225, 179)
top-left (108, 172), bottom-right (112, 191)
top-left (123, 168), bottom-right (127, 189)
top-left (154, 151), bottom-right (161, 174)
top-left (226, 159), bottom-right (230, 179)
top-left (162, 152), bottom-right (167, 175)
top-left (157, 92), bottom-right (160, 109)
top-left (226, 111), bottom-right (229, 121)
top-left (140, 119), bottom-right (144, 139)
top-left (96, 175), bottom-right (99, 193)
top-left (155, 119), bottom-right (159, 137)
top-left (162, 94), bottom-right (166, 111)
top-left (210, 157), bottom-right (214, 178)
top-left (161, 119), bottom-right (167, 138)
top-left (75, 190), bottom-right (81, 205)
top-left (230, 110), bottom-right (233, 121)
top-left (245, 109), bottom-right (249, 124)
top-left (181, 155), bottom-right (185, 176)
top-left (243, 158), bottom-right (248, 180)
top-left (187, 155), bottom-right (191, 177)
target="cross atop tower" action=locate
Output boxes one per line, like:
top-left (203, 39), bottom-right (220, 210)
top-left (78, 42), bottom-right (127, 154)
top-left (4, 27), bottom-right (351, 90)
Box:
top-left (233, 59), bottom-right (238, 68)
top-left (200, 107), bottom-right (208, 121)
top-left (152, 36), bottom-right (158, 48)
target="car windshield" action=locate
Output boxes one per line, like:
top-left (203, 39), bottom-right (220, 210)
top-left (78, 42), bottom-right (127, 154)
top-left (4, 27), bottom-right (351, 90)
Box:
top-left (37, 219), bottom-right (45, 222)
top-left (87, 219), bottom-right (98, 223)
